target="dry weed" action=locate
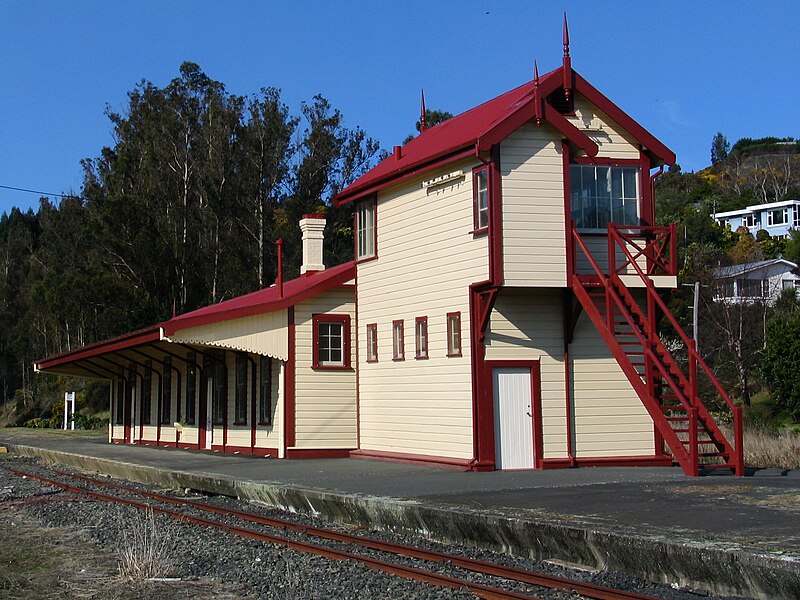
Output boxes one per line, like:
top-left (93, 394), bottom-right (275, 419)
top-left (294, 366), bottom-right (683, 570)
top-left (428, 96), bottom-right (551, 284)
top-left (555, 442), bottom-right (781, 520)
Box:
top-left (117, 508), bottom-right (174, 581)
top-left (722, 425), bottom-right (800, 470)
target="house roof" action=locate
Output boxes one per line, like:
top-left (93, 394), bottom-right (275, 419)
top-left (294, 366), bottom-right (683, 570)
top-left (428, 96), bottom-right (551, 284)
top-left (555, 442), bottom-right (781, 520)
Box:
top-left (716, 199), bottom-right (800, 219)
top-left (334, 63), bottom-right (675, 205)
top-left (714, 258), bottom-right (798, 279)
top-left (34, 261), bottom-right (356, 374)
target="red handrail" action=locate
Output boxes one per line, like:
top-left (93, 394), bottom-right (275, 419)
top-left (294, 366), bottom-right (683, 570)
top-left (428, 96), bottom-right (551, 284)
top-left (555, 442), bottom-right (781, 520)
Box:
top-left (607, 226), bottom-right (738, 414)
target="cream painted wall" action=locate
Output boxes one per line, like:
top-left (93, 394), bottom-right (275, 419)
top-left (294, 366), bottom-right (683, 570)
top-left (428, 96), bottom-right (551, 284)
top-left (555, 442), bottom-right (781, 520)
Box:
top-left (293, 287), bottom-right (357, 449)
top-left (500, 123), bottom-right (567, 287)
top-left (357, 158), bottom-right (489, 460)
top-left (484, 288), bottom-right (568, 459)
top-left (567, 95), bottom-right (641, 160)
top-left (570, 310), bottom-right (654, 457)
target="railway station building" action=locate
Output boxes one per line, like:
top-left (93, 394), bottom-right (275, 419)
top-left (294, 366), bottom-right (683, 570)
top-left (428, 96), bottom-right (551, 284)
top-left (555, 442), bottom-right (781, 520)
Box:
top-left (34, 29), bottom-right (744, 476)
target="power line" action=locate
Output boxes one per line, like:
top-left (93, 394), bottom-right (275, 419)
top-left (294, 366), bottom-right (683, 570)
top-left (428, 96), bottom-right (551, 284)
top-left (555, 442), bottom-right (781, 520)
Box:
top-left (0, 184), bottom-right (81, 199)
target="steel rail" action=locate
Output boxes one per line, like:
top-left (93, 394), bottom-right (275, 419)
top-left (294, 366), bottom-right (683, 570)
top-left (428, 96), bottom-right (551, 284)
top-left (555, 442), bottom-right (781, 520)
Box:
top-left (21, 466), bottom-right (657, 600)
top-left (8, 467), bottom-right (538, 600)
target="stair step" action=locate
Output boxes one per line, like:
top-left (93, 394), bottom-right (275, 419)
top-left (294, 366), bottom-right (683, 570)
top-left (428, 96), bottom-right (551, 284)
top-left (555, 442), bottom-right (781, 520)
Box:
top-left (700, 463), bottom-right (736, 470)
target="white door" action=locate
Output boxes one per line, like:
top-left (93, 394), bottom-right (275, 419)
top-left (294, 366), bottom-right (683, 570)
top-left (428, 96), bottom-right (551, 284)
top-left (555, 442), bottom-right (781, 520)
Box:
top-left (493, 368), bottom-right (534, 469)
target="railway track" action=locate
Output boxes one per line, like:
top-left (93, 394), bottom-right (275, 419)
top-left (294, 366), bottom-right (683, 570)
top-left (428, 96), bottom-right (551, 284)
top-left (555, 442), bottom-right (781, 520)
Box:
top-left (8, 465), bottom-right (661, 600)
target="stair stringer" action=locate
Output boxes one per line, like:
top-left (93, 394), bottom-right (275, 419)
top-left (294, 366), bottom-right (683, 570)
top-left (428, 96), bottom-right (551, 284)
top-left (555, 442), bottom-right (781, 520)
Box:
top-left (571, 278), bottom-right (695, 471)
top-left (609, 278), bottom-right (737, 464)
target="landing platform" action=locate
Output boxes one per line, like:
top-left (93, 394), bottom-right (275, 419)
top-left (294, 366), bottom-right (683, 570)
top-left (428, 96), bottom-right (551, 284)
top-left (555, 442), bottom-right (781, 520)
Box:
top-left (1, 429), bottom-right (798, 599)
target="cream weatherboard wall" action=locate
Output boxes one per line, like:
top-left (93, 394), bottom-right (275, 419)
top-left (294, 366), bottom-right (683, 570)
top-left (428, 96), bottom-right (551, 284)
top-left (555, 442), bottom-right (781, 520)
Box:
top-left (500, 123), bottom-right (567, 287)
top-left (484, 288), bottom-right (569, 460)
top-left (566, 95), bottom-right (640, 160)
top-left (357, 158), bottom-right (489, 460)
top-left (570, 310), bottom-right (654, 457)
top-left (293, 286), bottom-right (357, 450)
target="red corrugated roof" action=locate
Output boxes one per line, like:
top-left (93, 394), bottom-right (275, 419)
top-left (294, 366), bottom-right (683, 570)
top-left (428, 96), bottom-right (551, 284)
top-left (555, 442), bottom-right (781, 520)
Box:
top-left (334, 72), bottom-right (555, 204)
top-left (163, 261), bottom-right (356, 335)
top-left (34, 262), bottom-right (356, 371)
top-left (335, 65), bottom-right (675, 204)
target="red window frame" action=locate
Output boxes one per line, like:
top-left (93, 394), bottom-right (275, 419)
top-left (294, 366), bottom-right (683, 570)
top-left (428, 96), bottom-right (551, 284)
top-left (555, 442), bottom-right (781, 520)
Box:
top-left (312, 314), bottom-right (351, 370)
top-left (392, 319), bottom-right (405, 361)
top-left (355, 196), bottom-right (377, 263)
top-left (472, 166), bottom-right (490, 234)
top-left (366, 323), bottom-right (378, 363)
top-left (446, 312), bottom-right (462, 357)
top-left (415, 316), bottom-right (428, 359)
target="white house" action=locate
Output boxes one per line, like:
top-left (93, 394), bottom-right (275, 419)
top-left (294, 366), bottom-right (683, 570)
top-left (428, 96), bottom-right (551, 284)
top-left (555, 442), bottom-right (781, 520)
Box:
top-left (715, 200), bottom-right (800, 239)
top-left (714, 258), bottom-right (799, 304)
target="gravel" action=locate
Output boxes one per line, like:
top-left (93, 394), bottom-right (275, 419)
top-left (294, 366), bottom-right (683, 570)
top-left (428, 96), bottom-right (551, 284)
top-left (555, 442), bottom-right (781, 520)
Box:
top-left (0, 455), bottom-right (745, 600)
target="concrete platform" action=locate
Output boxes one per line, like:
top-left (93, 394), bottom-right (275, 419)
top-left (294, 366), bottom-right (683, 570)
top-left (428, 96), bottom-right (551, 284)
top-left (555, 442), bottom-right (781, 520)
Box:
top-left (1, 429), bottom-right (799, 599)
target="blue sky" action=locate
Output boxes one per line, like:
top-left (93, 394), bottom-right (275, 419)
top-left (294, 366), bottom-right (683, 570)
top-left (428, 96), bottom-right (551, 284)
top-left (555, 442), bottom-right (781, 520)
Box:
top-left (2, 1), bottom-right (798, 215)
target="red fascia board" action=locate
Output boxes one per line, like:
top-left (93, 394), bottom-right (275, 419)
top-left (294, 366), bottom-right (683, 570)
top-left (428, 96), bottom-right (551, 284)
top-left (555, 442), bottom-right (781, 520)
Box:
top-left (334, 147), bottom-right (477, 205)
top-left (35, 326), bottom-right (162, 371)
top-left (542, 103), bottom-right (599, 157)
top-left (163, 262), bottom-right (355, 335)
top-left (573, 72), bottom-right (676, 165)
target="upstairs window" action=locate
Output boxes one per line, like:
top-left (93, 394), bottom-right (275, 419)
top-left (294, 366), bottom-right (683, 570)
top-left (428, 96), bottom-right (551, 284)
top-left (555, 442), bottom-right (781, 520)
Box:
top-left (415, 317), bottom-right (428, 359)
top-left (356, 198), bottom-right (376, 260)
top-left (366, 323), bottom-right (378, 363)
top-left (794, 207), bottom-right (800, 228)
top-left (313, 314), bottom-right (351, 369)
top-left (570, 165), bottom-right (639, 230)
top-left (768, 208), bottom-right (788, 227)
top-left (392, 320), bottom-right (405, 361)
top-left (742, 213), bottom-right (759, 228)
top-left (447, 312), bottom-right (462, 357)
top-left (473, 167), bottom-right (490, 232)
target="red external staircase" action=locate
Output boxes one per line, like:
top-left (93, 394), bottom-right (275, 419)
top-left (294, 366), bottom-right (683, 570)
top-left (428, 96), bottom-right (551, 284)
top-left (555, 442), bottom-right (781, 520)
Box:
top-left (571, 223), bottom-right (745, 476)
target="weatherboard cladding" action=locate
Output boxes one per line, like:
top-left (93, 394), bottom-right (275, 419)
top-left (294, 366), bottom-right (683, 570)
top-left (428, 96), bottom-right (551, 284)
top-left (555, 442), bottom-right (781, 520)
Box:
top-left (355, 159), bottom-right (487, 459)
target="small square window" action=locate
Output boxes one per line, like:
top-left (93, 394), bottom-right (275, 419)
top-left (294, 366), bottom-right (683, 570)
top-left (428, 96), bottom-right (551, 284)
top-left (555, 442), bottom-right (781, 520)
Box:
top-left (392, 320), bottom-right (405, 361)
top-left (366, 324), bottom-right (378, 363)
top-left (415, 317), bottom-right (428, 359)
top-left (446, 312), bottom-right (462, 357)
top-left (313, 314), bottom-right (351, 369)
top-left (473, 167), bottom-right (489, 232)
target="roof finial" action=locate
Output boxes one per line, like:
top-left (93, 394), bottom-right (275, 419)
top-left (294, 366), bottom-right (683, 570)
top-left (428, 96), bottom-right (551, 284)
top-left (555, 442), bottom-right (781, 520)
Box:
top-left (419, 88), bottom-right (428, 133)
top-left (533, 60), bottom-right (542, 127)
top-left (562, 12), bottom-right (572, 100)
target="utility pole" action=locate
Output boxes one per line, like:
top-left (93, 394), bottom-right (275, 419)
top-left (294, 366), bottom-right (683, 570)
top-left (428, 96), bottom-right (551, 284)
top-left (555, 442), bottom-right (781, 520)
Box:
top-left (683, 281), bottom-right (703, 351)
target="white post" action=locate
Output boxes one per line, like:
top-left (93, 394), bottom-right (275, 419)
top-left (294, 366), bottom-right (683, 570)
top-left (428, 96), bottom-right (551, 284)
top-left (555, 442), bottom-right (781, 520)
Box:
top-left (64, 392), bottom-right (76, 430)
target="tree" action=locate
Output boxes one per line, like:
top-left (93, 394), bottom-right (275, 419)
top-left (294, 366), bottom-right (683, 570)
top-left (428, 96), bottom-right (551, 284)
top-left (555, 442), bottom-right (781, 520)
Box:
top-left (403, 109), bottom-right (454, 144)
top-left (762, 309), bottom-right (800, 419)
top-left (711, 132), bottom-right (729, 166)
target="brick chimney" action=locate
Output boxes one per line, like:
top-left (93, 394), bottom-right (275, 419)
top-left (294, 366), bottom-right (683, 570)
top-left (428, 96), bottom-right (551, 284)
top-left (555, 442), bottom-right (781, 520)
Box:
top-left (299, 214), bottom-right (326, 274)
